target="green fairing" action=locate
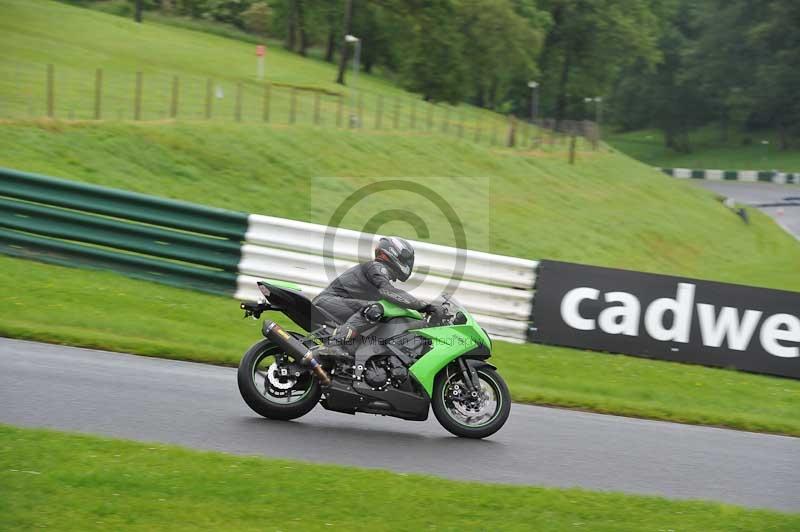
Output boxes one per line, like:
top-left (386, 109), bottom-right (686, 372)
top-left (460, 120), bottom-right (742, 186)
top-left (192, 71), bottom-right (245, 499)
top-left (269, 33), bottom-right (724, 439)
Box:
top-left (409, 313), bottom-right (491, 396)
top-left (378, 300), bottom-right (423, 320)
top-left (264, 279), bottom-right (302, 291)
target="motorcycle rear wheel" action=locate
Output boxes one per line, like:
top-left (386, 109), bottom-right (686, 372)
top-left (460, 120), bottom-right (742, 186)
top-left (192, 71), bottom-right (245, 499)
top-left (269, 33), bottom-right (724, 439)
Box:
top-left (237, 339), bottom-right (322, 421)
top-left (432, 366), bottom-right (510, 439)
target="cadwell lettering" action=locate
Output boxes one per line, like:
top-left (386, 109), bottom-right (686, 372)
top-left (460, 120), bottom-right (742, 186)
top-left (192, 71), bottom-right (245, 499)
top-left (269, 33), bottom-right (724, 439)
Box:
top-left (560, 284), bottom-right (799, 358)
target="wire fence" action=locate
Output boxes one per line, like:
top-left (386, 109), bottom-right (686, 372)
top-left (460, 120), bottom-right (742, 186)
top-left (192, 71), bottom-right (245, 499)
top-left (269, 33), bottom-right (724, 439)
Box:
top-left (0, 62), bottom-right (600, 151)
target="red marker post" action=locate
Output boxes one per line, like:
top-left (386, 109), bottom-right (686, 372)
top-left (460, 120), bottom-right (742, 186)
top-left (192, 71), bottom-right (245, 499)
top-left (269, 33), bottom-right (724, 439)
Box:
top-left (256, 44), bottom-right (266, 80)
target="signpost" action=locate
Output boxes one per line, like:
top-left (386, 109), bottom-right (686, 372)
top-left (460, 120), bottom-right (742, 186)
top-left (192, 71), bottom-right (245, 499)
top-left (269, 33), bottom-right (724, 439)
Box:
top-left (256, 44), bottom-right (266, 80)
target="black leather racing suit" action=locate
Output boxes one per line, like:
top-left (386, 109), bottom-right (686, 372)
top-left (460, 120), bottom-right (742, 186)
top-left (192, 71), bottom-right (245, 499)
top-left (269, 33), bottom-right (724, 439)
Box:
top-left (313, 260), bottom-right (427, 339)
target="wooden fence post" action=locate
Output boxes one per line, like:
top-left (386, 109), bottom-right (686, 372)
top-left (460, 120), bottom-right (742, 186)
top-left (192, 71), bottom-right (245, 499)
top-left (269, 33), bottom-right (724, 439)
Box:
top-left (205, 78), bottom-right (213, 119)
top-left (235, 82), bottom-right (243, 122)
top-left (289, 88), bottom-right (297, 124)
top-left (94, 68), bottom-right (103, 120)
top-left (569, 135), bottom-right (577, 164)
top-left (170, 75), bottom-right (179, 119)
top-left (46, 64), bottom-right (54, 118)
top-left (134, 71), bottom-right (143, 120)
top-left (262, 83), bottom-right (271, 122)
top-left (375, 95), bottom-right (383, 129)
top-left (507, 115), bottom-right (516, 147)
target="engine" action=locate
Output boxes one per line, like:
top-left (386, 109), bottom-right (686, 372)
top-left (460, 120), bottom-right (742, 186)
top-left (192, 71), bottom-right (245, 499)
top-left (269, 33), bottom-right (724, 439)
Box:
top-left (363, 356), bottom-right (408, 389)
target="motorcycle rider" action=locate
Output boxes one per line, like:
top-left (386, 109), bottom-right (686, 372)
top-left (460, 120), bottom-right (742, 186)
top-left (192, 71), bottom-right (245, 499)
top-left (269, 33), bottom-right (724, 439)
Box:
top-left (313, 236), bottom-right (435, 361)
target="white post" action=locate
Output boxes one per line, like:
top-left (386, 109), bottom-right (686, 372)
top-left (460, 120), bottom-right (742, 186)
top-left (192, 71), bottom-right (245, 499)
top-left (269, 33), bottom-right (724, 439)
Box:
top-left (527, 81), bottom-right (538, 123)
top-left (256, 45), bottom-right (266, 81)
top-left (345, 34), bottom-right (360, 128)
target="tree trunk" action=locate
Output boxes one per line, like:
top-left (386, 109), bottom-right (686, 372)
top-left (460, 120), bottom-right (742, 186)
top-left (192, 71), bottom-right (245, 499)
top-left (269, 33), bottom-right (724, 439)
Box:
top-left (555, 50), bottom-right (571, 124)
top-left (720, 110), bottom-right (729, 142)
top-left (134, 0), bottom-right (143, 23)
top-left (325, 28), bottom-right (336, 62)
top-left (285, 0), bottom-right (297, 51)
top-left (336, 0), bottom-right (354, 85)
top-left (778, 121), bottom-right (789, 150)
top-left (475, 84), bottom-right (485, 108)
top-left (297, 0), bottom-right (308, 56)
top-left (664, 128), bottom-right (675, 150)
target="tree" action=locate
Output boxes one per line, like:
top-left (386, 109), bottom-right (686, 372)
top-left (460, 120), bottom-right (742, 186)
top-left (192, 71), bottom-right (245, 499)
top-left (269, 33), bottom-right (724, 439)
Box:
top-left (398, 0), bottom-right (466, 102)
top-left (336, 0), bottom-right (354, 84)
top-left (241, 1), bottom-right (272, 36)
top-left (685, 0), bottom-right (762, 142)
top-left (285, 0), bottom-right (297, 50)
top-left (610, 0), bottom-right (709, 151)
top-left (456, 0), bottom-right (545, 111)
top-left (748, 0), bottom-right (800, 149)
top-left (135, 0), bottom-right (143, 22)
top-left (537, 0), bottom-right (661, 122)
top-left (295, 0), bottom-right (308, 55)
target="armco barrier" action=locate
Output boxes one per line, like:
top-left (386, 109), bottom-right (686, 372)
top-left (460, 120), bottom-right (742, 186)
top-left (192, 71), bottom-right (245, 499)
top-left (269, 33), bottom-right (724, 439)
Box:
top-left (660, 167), bottom-right (800, 184)
top-left (237, 219), bottom-right (538, 342)
top-left (0, 168), bottom-right (537, 342)
top-left (0, 168), bottom-right (246, 294)
top-left (244, 214), bottom-right (537, 289)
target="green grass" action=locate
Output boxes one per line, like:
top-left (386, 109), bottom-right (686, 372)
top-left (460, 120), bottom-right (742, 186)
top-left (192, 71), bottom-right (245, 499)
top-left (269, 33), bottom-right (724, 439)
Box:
top-left (608, 127), bottom-right (800, 172)
top-left (3, 254), bottom-right (798, 437)
top-left (0, 0), bottom-right (507, 133)
top-left (2, 425), bottom-right (798, 531)
top-left (3, 121), bottom-right (800, 292)
top-left (2, 0), bottom-right (798, 290)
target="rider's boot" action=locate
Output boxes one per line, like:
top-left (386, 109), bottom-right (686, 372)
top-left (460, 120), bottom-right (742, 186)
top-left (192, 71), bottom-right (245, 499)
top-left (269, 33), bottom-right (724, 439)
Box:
top-left (315, 325), bottom-right (358, 363)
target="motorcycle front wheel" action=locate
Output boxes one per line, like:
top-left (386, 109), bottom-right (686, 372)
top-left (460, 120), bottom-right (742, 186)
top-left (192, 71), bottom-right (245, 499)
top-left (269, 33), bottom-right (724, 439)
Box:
top-left (237, 339), bottom-right (322, 421)
top-left (432, 366), bottom-right (511, 439)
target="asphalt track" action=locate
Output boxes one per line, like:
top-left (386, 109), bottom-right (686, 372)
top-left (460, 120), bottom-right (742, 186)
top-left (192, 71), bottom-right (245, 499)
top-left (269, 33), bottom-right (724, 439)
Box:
top-left (1, 338), bottom-right (798, 512)
top-left (698, 181), bottom-right (800, 240)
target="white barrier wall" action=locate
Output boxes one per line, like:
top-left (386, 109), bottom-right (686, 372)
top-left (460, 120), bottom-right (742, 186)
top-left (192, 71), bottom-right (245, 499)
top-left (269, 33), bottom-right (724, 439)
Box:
top-left (235, 215), bottom-right (538, 342)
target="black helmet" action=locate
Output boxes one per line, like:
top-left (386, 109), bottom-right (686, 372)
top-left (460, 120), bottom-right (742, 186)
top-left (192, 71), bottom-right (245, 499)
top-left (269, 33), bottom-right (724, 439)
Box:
top-left (375, 236), bottom-right (415, 282)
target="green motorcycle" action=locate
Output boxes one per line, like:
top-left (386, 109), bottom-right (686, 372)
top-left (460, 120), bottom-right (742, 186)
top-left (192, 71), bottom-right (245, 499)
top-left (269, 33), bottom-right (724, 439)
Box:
top-left (237, 280), bottom-right (511, 438)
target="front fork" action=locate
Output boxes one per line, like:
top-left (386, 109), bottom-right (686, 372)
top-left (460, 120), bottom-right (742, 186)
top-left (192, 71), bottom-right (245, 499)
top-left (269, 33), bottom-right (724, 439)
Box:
top-left (457, 357), bottom-right (481, 395)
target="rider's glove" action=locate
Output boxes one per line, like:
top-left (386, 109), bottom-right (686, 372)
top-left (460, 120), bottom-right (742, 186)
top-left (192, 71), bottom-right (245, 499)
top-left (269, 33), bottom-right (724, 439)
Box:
top-left (423, 303), bottom-right (449, 325)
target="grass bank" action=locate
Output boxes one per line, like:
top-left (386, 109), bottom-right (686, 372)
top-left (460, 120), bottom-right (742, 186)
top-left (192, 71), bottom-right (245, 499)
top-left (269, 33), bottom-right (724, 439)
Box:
top-left (0, 0), bottom-right (503, 131)
top-left (608, 127), bottom-right (800, 172)
top-left (2, 121), bottom-right (799, 292)
top-left (3, 255), bottom-right (798, 437)
top-left (2, 425), bottom-right (798, 531)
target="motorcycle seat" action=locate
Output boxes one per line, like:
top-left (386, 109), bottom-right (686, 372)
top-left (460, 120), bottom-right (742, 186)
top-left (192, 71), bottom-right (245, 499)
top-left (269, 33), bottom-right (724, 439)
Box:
top-left (261, 282), bottom-right (340, 331)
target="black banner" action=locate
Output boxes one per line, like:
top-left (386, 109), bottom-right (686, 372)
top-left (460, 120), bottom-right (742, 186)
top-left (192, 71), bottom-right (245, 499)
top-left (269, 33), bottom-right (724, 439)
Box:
top-left (530, 261), bottom-right (800, 379)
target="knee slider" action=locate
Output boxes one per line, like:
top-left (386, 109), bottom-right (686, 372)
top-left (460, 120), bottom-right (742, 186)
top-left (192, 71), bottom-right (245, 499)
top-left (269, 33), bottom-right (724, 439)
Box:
top-left (362, 303), bottom-right (384, 323)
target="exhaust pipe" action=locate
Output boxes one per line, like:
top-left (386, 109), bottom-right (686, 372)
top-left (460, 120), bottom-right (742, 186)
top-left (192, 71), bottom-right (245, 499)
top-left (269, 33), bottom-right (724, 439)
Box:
top-left (262, 320), bottom-right (331, 385)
